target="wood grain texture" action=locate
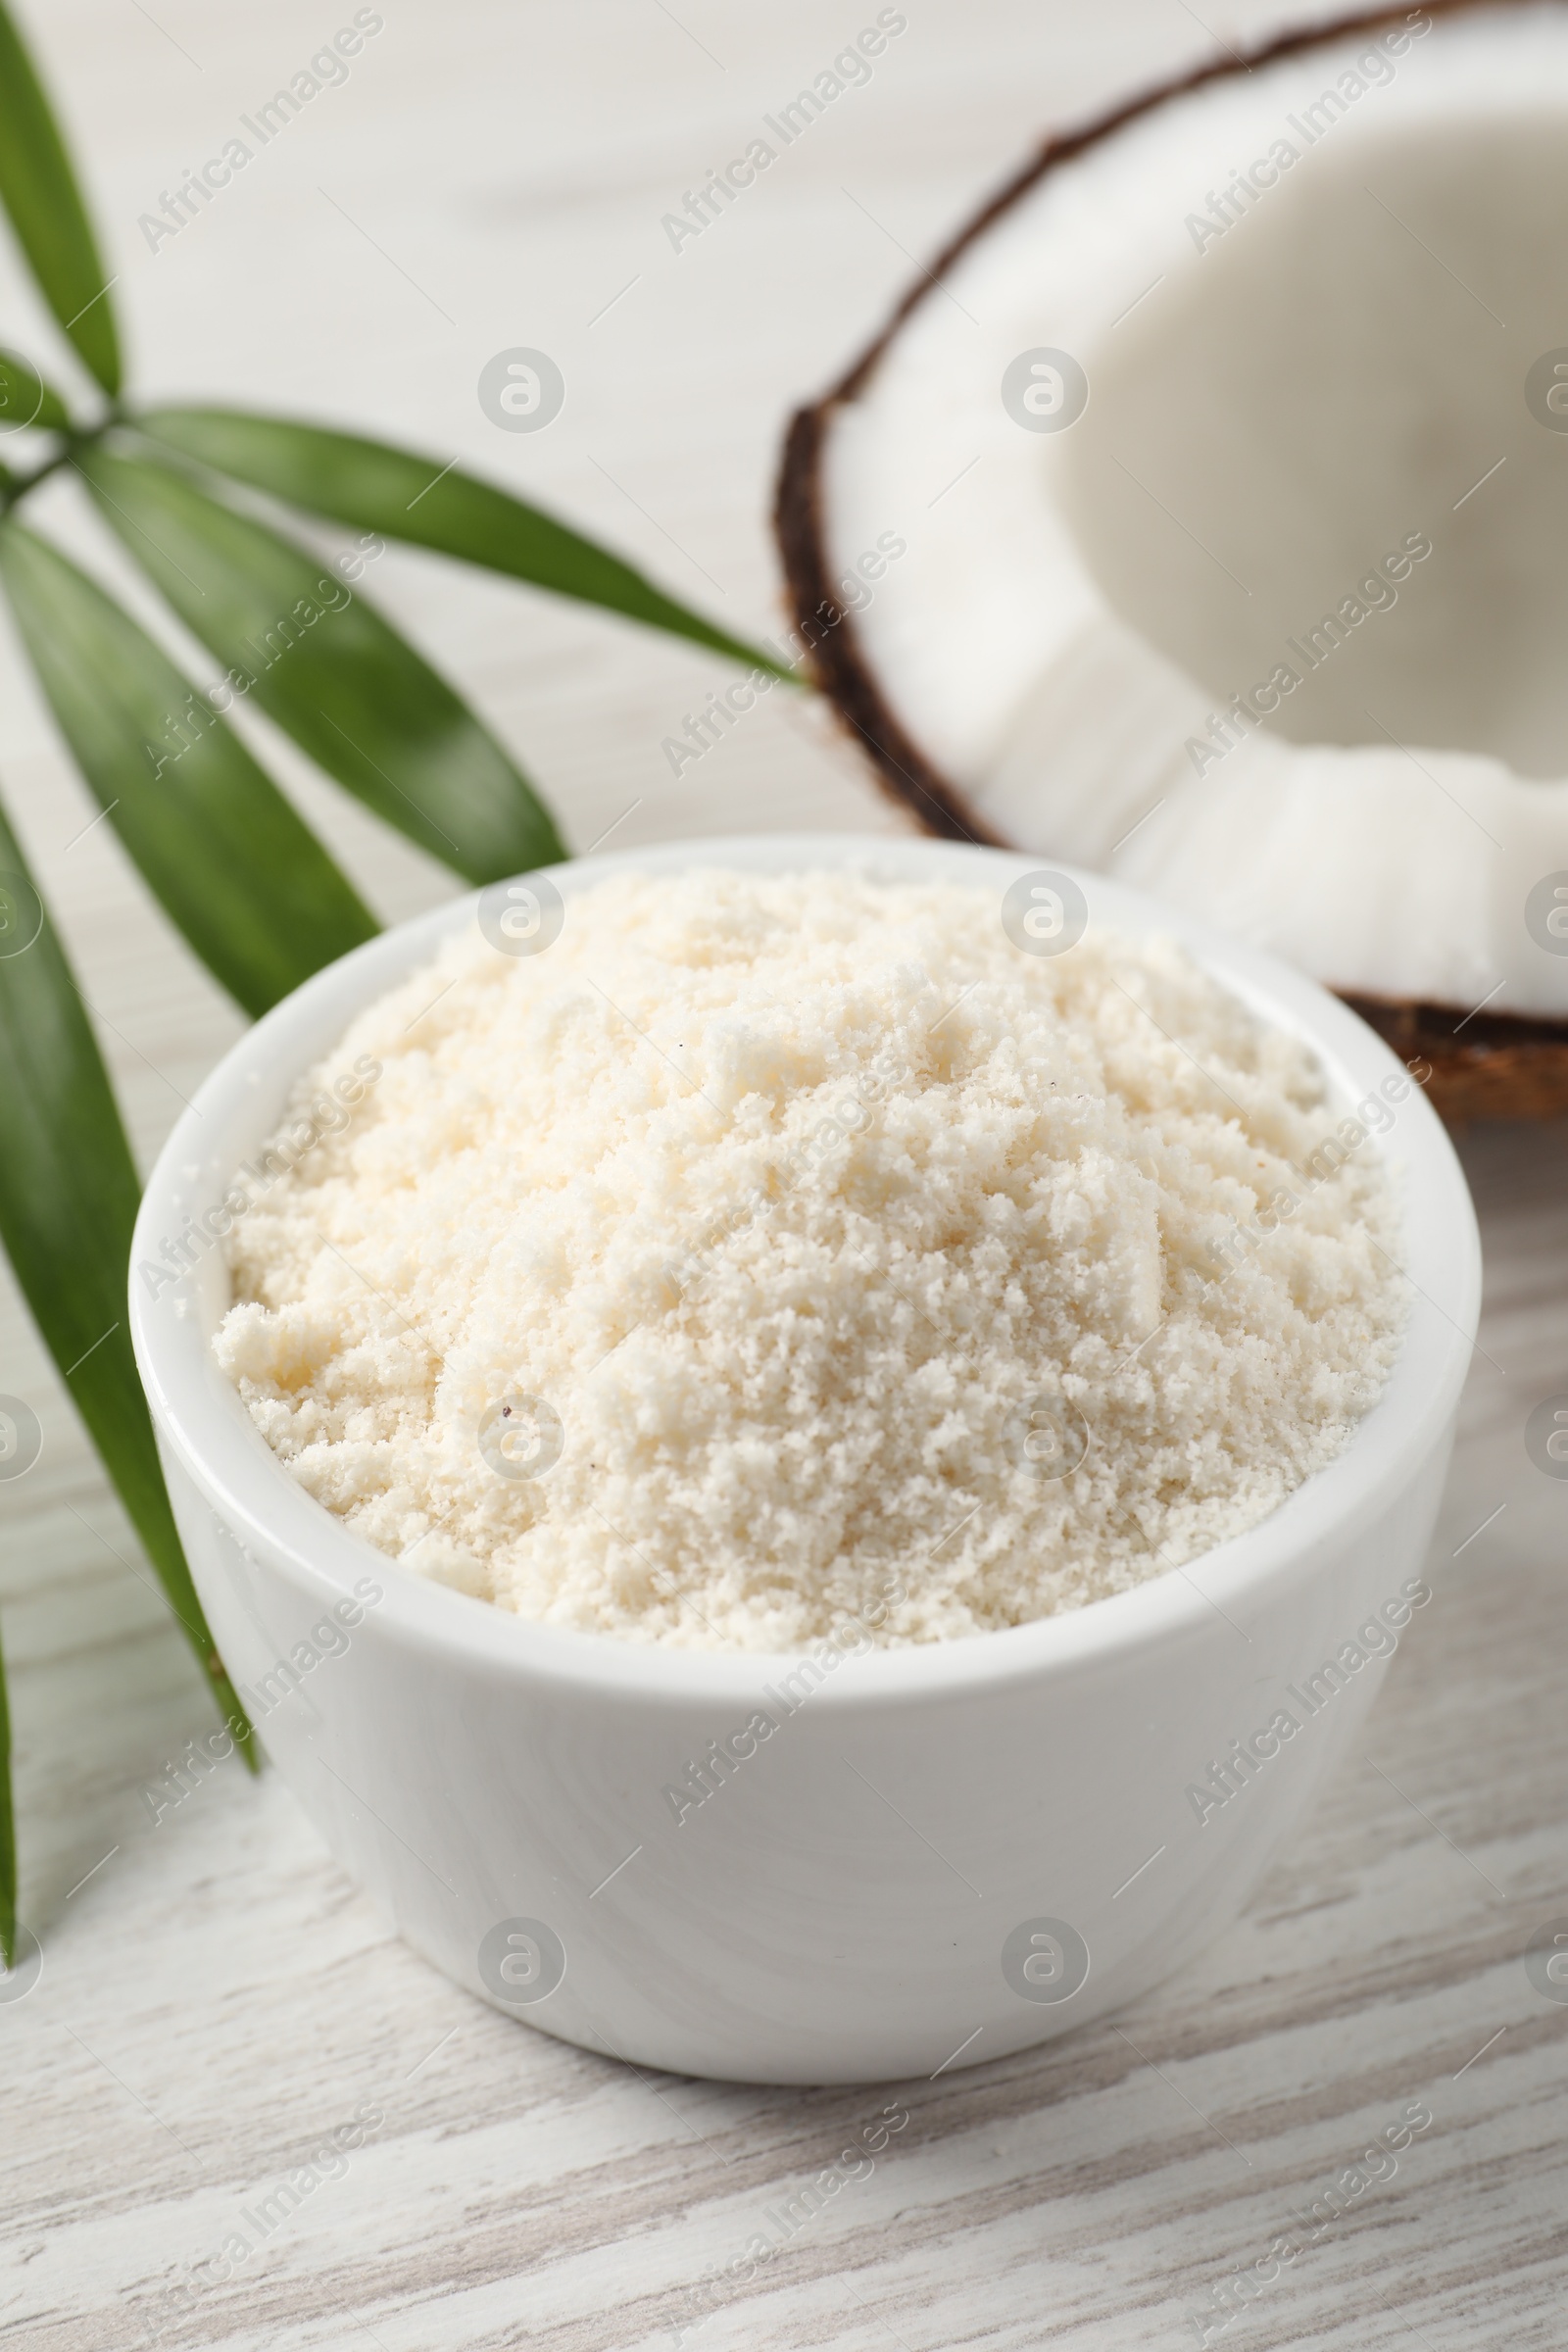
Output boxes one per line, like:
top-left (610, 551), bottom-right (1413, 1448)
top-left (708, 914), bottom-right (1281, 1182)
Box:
top-left (1, 4), bottom-right (1565, 2348)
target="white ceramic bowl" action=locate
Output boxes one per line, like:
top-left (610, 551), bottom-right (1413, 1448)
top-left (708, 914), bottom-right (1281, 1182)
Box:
top-left (129, 836), bottom-right (1479, 2085)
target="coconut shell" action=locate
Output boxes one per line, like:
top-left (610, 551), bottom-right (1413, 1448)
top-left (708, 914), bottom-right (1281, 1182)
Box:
top-left (773, 0), bottom-right (1568, 1122)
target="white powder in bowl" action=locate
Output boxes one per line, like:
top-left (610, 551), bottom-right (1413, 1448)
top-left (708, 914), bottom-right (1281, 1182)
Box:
top-left (214, 868), bottom-right (1405, 1650)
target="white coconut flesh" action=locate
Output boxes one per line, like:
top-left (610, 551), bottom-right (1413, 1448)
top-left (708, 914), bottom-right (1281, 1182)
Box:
top-left (821, 3), bottom-right (1568, 1016)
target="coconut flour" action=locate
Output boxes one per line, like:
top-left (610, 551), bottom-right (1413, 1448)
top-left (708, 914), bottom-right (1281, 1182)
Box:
top-left (214, 868), bottom-right (1405, 1649)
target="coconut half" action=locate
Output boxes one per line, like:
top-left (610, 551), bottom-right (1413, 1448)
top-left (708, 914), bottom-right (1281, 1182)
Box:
top-left (776, 0), bottom-right (1568, 1117)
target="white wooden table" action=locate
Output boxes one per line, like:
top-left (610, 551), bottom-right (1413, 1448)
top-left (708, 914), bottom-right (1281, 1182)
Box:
top-left (3, 4), bottom-right (1566, 2346)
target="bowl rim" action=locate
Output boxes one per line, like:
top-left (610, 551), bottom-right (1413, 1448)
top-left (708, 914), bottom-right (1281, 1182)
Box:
top-left (128, 832), bottom-right (1481, 1710)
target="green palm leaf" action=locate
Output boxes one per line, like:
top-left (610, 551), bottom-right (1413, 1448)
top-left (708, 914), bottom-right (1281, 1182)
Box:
top-left (0, 349), bottom-right (68, 435)
top-left (137, 407), bottom-right (790, 676)
top-left (0, 2), bottom-right (120, 394)
top-left (0, 522), bottom-right (379, 1018)
top-left (0, 800), bottom-right (250, 1773)
top-left (80, 447), bottom-right (564, 882)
